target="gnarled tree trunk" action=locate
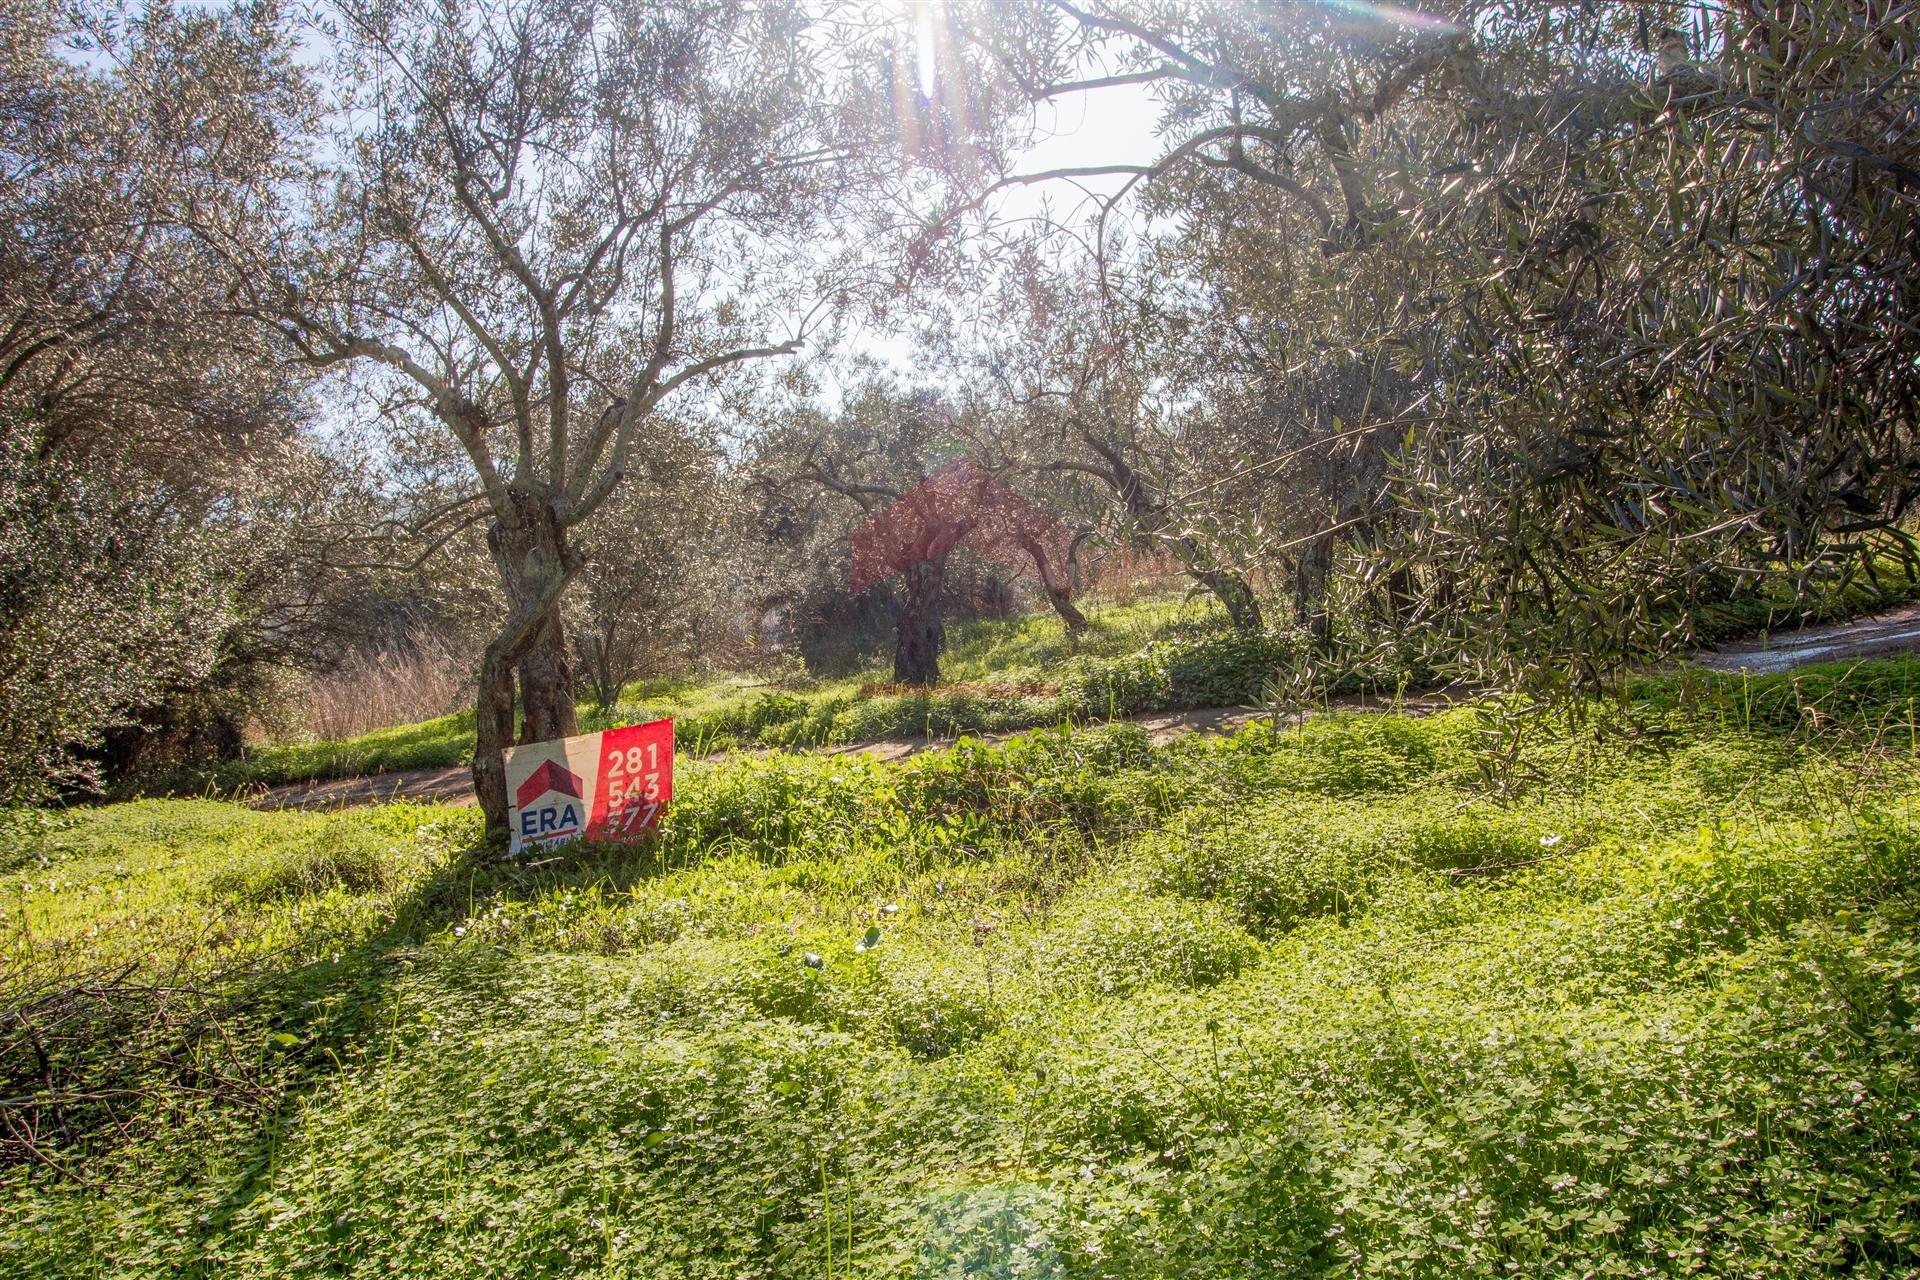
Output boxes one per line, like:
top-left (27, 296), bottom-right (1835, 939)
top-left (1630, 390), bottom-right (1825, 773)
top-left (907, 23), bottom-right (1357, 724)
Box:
top-left (893, 554), bottom-right (948, 686)
top-left (1291, 531), bottom-right (1334, 650)
top-left (472, 637), bottom-right (521, 840)
top-left (1195, 562), bottom-right (1264, 633)
top-left (1038, 578), bottom-right (1089, 633)
top-left (472, 491), bottom-right (582, 837)
top-left (516, 612), bottom-right (578, 743)
top-left (1018, 534), bottom-right (1088, 634)
top-left (1080, 427), bottom-right (1263, 633)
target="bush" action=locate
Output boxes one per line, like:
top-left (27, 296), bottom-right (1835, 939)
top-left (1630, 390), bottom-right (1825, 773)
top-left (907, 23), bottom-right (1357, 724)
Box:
top-left (1057, 630), bottom-right (1307, 717)
top-left (0, 421), bottom-right (234, 802)
top-left (1030, 887), bottom-right (1263, 996)
top-left (205, 821), bottom-right (413, 904)
top-left (1139, 792), bottom-right (1577, 936)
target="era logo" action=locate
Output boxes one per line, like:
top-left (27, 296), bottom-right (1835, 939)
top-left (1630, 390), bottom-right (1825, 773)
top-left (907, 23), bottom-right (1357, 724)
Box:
top-left (519, 802), bottom-right (582, 840)
top-left (514, 759), bottom-right (585, 844)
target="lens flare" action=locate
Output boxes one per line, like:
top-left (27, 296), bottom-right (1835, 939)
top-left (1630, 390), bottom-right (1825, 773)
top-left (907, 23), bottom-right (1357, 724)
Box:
top-left (915, 6), bottom-right (938, 100)
top-left (1316, 0), bottom-right (1460, 36)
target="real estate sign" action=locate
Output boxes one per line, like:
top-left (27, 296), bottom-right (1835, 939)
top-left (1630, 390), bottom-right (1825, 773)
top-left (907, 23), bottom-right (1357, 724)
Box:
top-left (502, 717), bottom-right (673, 856)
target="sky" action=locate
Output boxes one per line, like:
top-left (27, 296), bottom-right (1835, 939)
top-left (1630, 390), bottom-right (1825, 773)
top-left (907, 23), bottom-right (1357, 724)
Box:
top-left (995, 77), bottom-right (1169, 224)
top-left (830, 68), bottom-right (1170, 383)
top-left (48, 1), bottom-right (1173, 425)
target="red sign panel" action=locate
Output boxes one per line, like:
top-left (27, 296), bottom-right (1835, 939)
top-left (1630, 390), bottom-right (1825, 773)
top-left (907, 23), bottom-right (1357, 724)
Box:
top-left (586, 717), bottom-right (674, 839)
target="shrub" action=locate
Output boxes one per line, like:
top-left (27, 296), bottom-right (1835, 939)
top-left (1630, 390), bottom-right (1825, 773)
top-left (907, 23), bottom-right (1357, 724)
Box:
top-left (0, 421), bottom-right (235, 802)
top-left (207, 829), bottom-right (399, 903)
top-left (1138, 793), bottom-right (1576, 936)
top-left (1057, 630), bottom-right (1308, 718)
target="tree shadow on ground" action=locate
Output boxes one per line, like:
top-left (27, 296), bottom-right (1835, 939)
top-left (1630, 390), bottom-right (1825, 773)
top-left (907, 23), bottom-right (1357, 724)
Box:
top-left (12, 826), bottom-right (689, 1270)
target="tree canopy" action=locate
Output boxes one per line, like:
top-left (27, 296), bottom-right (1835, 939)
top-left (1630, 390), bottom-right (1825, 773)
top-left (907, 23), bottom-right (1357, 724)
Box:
top-left (3, 0), bottom-right (1916, 817)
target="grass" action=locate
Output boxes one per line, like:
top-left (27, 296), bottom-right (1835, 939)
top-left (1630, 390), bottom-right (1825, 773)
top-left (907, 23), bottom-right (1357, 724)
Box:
top-left (149, 596), bottom-right (1244, 794)
top-left (6, 658), bottom-right (1919, 1276)
top-left (146, 565), bottom-right (1920, 800)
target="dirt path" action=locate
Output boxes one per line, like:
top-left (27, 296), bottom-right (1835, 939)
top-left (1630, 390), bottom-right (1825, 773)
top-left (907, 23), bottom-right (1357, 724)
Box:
top-left (1694, 602), bottom-right (1920, 673)
top-left (252, 692), bottom-right (1454, 812)
top-left (253, 765), bottom-right (478, 811)
top-left (256, 606), bottom-right (1920, 813)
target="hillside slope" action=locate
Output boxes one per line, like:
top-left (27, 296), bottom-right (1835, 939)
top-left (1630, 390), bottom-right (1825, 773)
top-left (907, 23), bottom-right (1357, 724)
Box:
top-left (6, 660), bottom-right (1919, 1276)
top-left (166, 592), bottom-right (1920, 810)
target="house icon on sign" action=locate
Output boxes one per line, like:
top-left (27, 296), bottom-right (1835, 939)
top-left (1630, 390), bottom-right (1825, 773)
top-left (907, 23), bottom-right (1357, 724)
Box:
top-left (515, 758), bottom-right (585, 842)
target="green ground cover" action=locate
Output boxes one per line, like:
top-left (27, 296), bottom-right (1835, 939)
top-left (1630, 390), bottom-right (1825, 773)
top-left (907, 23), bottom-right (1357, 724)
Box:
top-left (6, 660), bottom-right (1918, 1276)
top-left (1691, 563), bottom-right (1920, 647)
top-left (173, 596), bottom-right (1254, 791)
top-left (151, 567), bottom-right (1920, 798)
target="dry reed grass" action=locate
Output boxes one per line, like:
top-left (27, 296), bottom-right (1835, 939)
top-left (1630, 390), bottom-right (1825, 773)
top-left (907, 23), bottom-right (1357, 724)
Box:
top-left (299, 636), bottom-right (469, 741)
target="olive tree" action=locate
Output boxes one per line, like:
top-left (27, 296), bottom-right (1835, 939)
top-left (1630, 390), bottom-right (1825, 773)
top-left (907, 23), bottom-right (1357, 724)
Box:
top-left (949, 242), bottom-right (1269, 630)
top-left (0, 419), bottom-right (231, 802)
top-left (211, 0), bottom-right (898, 831)
top-left (968, 0), bottom-right (1919, 696)
top-left (752, 384), bottom-right (966, 684)
top-left (0, 0), bottom-right (305, 472)
top-left (0, 2), bottom-right (364, 792)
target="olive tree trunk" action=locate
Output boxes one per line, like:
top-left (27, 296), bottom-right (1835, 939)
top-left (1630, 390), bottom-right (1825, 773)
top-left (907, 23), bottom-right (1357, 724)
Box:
top-left (1195, 562), bottom-right (1264, 633)
top-left (1290, 531), bottom-right (1334, 649)
top-left (516, 612), bottom-right (578, 743)
top-left (892, 554), bottom-right (948, 686)
top-left (1016, 533), bottom-right (1088, 634)
top-left (472, 493), bottom-right (582, 836)
top-left (1078, 430), bottom-right (1263, 633)
top-left (1038, 579), bottom-right (1089, 633)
